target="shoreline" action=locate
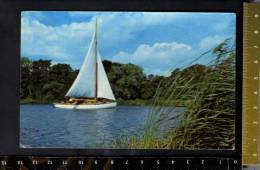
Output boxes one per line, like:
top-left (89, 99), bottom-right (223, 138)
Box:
top-left (20, 98), bottom-right (186, 107)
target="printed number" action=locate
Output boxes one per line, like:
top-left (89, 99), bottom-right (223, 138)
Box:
top-left (17, 161), bottom-right (23, 165)
top-left (157, 160), bottom-right (160, 165)
top-left (140, 160), bottom-right (144, 165)
top-left (201, 160), bottom-right (204, 165)
top-left (32, 160), bottom-right (38, 165)
top-left (219, 160), bottom-right (222, 165)
top-left (186, 160), bottom-right (190, 165)
top-left (111, 160), bottom-right (114, 165)
top-left (78, 160), bottom-right (84, 165)
top-left (1, 161), bottom-right (7, 166)
top-left (94, 160), bottom-right (98, 165)
top-left (234, 160), bottom-right (237, 164)
top-left (62, 160), bottom-right (68, 165)
top-left (47, 160), bottom-right (53, 165)
top-left (171, 160), bottom-right (175, 164)
top-left (125, 160), bottom-right (128, 165)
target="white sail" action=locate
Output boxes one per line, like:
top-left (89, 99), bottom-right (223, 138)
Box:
top-left (65, 33), bottom-right (96, 98)
top-left (66, 25), bottom-right (116, 101)
top-left (97, 53), bottom-right (116, 100)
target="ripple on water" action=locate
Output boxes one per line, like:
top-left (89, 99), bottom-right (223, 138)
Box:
top-left (20, 104), bottom-right (185, 148)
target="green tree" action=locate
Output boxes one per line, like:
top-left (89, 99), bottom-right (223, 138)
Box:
top-left (49, 63), bottom-right (75, 95)
top-left (31, 59), bottom-right (51, 100)
top-left (42, 81), bottom-right (65, 101)
top-left (102, 60), bottom-right (113, 73)
top-left (21, 57), bottom-right (32, 99)
top-left (140, 80), bottom-right (155, 99)
top-left (108, 63), bottom-right (146, 100)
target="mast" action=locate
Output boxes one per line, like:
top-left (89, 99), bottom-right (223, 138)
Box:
top-left (94, 17), bottom-right (98, 101)
top-left (66, 16), bottom-right (115, 100)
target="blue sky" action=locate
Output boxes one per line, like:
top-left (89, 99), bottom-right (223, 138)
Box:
top-left (21, 11), bottom-right (236, 75)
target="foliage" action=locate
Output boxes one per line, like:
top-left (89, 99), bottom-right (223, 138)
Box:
top-left (21, 58), bottom-right (166, 104)
top-left (21, 57), bottom-right (32, 99)
top-left (108, 63), bottom-right (146, 100)
top-left (42, 81), bottom-right (65, 101)
top-left (114, 39), bottom-right (236, 149)
top-left (21, 59), bottom-right (76, 103)
top-left (31, 59), bottom-right (51, 100)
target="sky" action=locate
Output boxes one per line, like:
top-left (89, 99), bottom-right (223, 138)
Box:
top-left (21, 11), bottom-right (236, 75)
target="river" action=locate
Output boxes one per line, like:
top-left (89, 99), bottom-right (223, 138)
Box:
top-left (20, 105), bottom-right (185, 148)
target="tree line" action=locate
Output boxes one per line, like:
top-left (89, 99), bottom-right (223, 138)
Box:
top-left (21, 56), bottom-right (210, 104)
top-left (21, 58), bottom-right (167, 103)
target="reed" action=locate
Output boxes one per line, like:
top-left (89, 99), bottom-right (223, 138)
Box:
top-left (114, 39), bottom-right (235, 149)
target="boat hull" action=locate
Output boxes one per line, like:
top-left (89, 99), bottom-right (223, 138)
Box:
top-left (54, 102), bottom-right (117, 110)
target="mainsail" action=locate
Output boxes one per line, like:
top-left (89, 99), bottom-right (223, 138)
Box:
top-left (65, 20), bottom-right (116, 101)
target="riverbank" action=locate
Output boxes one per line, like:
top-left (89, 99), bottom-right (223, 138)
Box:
top-left (117, 98), bottom-right (186, 107)
top-left (20, 97), bottom-right (186, 107)
top-left (20, 97), bottom-right (51, 104)
top-left (113, 44), bottom-right (236, 149)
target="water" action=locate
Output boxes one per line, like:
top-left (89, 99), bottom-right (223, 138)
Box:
top-left (20, 105), bottom-right (185, 148)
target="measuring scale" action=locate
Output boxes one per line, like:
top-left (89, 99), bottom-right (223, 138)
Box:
top-left (243, 2), bottom-right (260, 166)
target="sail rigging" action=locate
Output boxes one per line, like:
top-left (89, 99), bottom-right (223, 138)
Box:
top-left (65, 19), bottom-right (116, 101)
top-left (94, 18), bottom-right (98, 100)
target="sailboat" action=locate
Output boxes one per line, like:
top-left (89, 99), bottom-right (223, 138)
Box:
top-left (54, 18), bottom-right (117, 109)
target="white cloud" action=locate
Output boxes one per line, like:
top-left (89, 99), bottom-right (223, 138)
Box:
top-left (21, 12), bottom-right (188, 67)
top-left (67, 12), bottom-right (191, 46)
top-left (199, 35), bottom-right (228, 51)
top-left (112, 41), bottom-right (192, 75)
top-left (96, 14), bottom-right (156, 47)
top-left (21, 12), bottom-right (235, 75)
top-left (21, 17), bottom-right (95, 63)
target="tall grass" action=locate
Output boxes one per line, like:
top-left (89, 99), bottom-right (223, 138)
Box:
top-left (114, 39), bottom-right (235, 149)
